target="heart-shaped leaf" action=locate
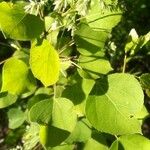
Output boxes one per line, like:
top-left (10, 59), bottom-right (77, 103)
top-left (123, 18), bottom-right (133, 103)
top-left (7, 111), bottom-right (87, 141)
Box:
top-left (86, 73), bottom-right (144, 135)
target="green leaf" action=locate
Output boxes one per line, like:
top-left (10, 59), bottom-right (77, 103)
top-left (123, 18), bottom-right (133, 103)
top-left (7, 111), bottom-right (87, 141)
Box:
top-left (74, 23), bottom-right (108, 56)
top-left (13, 49), bottom-right (29, 63)
top-left (40, 125), bottom-right (70, 147)
top-left (125, 29), bottom-right (139, 53)
top-left (62, 73), bottom-right (95, 116)
top-left (30, 39), bottom-right (60, 86)
top-left (140, 73), bottom-right (150, 98)
top-left (86, 73), bottom-right (144, 135)
top-left (65, 118), bottom-right (92, 144)
top-left (83, 132), bottom-right (108, 150)
top-left (28, 94), bottom-right (50, 109)
top-left (35, 87), bottom-right (54, 95)
top-left (0, 92), bottom-right (17, 109)
top-left (78, 55), bottom-right (112, 79)
top-left (110, 134), bottom-right (150, 150)
top-left (0, 2), bottom-right (44, 40)
top-left (140, 73), bottom-right (150, 89)
top-left (57, 36), bottom-right (73, 56)
top-left (30, 97), bottom-right (77, 131)
top-left (1, 57), bottom-right (28, 95)
top-left (25, 70), bottom-right (37, 92)
top-left (135, 106), bottom-right (149, 120)
top-left (52, 98), bottom-right (77, 132)
top-left (130, 31), bottom-right (150, 55)
top-left (7, 108), bottom-right (25, 129)
top-left (103, 0), bottom-right (118, 5)
top-left (45, 16), bottom-right (59, 46)
top-left (29, 99), bottom-right (53, 125)
top-left (50, 144), bottom-right (74, 150)
top-left (86, 0), bottom-right (121, 31)
top-left (109, 140), bottom-right (119, 150)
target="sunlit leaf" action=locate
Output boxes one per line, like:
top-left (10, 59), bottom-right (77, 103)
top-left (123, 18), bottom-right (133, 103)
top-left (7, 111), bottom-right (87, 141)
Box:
top-left (78, 55), bottom-right (112, 79)
top-left (86, 73), bottom-right (144, 135)
top-left (86, 0), bottom-right (121, 31)
top-left (0, 2), bottom-right (44, 40)
top-left (30, 39), bottom-right (60, 86)
top-left (110, 134), bottom-right (150, 150)
top-left (0, 92), bottom-right (17, 109)
top-left (1, 57), bottom-right (28, 95)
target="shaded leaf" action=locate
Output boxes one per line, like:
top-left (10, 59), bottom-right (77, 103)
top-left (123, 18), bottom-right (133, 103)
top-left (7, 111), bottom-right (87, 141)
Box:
top-left (28, 94), bottom-right (50, 109)
top-left (78, 55), bottom-right (112, 79)
top-left (7, 108), bottom-right (25, 129)
top-left (140, 73), bottom-right (150, 89)
top-left (65, 118), bottom-right (92, 144)
top-left (74, 23), bottom-right (108, 56)
top-left (50, 144), bottom-right (74, 150)
top-left (40, 125), bottom-right (70, 147)
top-left (62, 73), bottom-right (95, 115)
top-left (83, 132), bottom-right (108, 150)
top-left (29, 99), bottom-right (53, 125)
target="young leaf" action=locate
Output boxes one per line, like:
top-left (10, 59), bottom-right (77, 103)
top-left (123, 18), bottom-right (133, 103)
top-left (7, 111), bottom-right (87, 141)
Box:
top-left (1, 57), bottom-right (28, 95)
top-left (0, 2), bottom-right (44, 40)
top-left (125, 29), bottom-right (139, 53)
top-left (86, 73), bottom-right (144, 135)
top-left (110, 134), bottom-right (150, 150)
top-left (30, 40), bottom-right (60, 86)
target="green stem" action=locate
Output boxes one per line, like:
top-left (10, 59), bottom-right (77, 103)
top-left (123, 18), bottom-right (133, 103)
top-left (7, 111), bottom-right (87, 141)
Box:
top-left (122, 54), bottom-right (127, 73)
top-left (115, 135), bottom-right (118, 139)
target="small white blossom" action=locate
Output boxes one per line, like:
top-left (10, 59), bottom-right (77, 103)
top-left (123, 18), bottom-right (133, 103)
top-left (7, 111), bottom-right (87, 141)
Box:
top-left (51, 21), bottom-right (58, 30)
top-left (24, 0), bottom-right (46, 15)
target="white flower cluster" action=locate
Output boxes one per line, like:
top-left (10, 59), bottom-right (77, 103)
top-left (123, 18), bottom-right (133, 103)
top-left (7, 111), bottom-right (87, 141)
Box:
top-left (24, 0), bottom-right (47, 15)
